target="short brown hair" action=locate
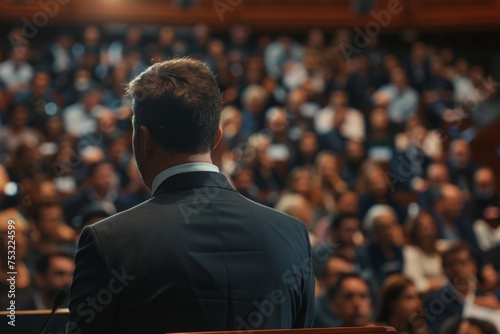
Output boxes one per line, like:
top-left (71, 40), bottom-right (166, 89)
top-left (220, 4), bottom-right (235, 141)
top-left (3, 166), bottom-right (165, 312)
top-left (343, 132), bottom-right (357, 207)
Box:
top-left (126, 58), bottom-right (222, 154)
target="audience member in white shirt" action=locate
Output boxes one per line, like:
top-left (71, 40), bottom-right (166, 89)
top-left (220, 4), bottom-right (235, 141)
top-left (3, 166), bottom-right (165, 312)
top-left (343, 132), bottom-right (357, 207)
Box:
top-left (0, 44), bottom-right (34, 94)
top-left (314, 90), bottom-right (365, 142)
top-left (473, 206), bottom-right (500, 252)
top-left (374, 68), bottom-right (419, 127)
top-left (403, 211), bottom-right (446, 294)
top-left (62, 87), bottom-right (104, 138)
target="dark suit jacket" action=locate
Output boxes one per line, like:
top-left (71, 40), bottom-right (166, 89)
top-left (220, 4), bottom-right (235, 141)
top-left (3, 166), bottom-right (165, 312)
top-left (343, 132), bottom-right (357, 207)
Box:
top-left (68, 171), bottom-right (315, 334)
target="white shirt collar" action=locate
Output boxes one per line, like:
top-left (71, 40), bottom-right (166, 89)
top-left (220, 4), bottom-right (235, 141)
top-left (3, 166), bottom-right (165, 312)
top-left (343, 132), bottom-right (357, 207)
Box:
top-left (151, 162), bottom-right (220, 194)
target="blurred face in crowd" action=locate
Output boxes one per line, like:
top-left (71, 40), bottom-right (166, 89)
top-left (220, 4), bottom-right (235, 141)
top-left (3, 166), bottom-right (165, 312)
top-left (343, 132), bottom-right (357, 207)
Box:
top-left (332, 277), bottom-right (372, 327)
top-left (15, 143), bottom-right (37, 169)
top-left (345, 140), bottom-right (365, 164)
top-left (456, 321), bottom-right (488, 334)
top-left (299, 132), bottom-right (318, 158)
top-left (12, 44), bottom-right (29, 63)
top-left (392, 283), bottom-right (421, 321)
top-left (430, 56), bottom-right (444, 76)
top-left (33, 71), bottom-right (51, 93)
top-left (427, 163), bottom-right (449, 188)
top-left (108, 137), bottom-right (128, 164)
top-left (411, 42), bottom-right (427, 63)
top-left (323, 257), bottom-right (355, 289)
top-left (319, 154), bottom-right (338, 178)
top-left (231, 168), bottom-right (253, 193)
top-left (374, 213), bottom-right (397, 245)
top-left (331, 91), bottom-right (348, 110)
top-left (414, 212), bottom-right (438, 248)
top-left (98, 109), bottom-right (117, 134)
top-left (36, 205), bottom-right (66, 240)
top-left (208, 39), bottom-right (225, 58)
top-left (474, 168), bottom-right (495, 199)
top-left (307, 28), bottom-right (325, 49)
top-left (60, 35), bottom-right (74, 50)
top-left (291, 169), bottom-right (312, 196)
top-left (287, 89), bottom-right (307, 113)
top-left (337, 191), bottom-right (359, 214)
top-left (455, 58), bottom-right (469, 76)
top-left (230, 25), bottom-right (250, 46)
top-left (391, 69), bottom-right (408, 90)
top-left (438, 184), bottom-right (464, 221)
top-left (10, 105), bottom-right (29, 129)
top-left (294, 197), bottom-right (314, 227)
top-left (84, 25), bottom-right (100, 45)
top-left (90, 163), bottom-right (117, 194)
top-left (482, 206), bottom-right (499, 227)
top-left (470, 66), bottom-right (485, 86)
top-left (368, 169), bottom-right (388, 196)
top-left (370, 108), bottom-right (389, 132)
top-left (74, 69), bottom-right (92, 92)
top-left (159, 26), bottom-right (175, 45)
top-left (409, 125), bottom-right (427, 148)
top-left (244, 93), bottom-right (266, 116)
top-left (45, 116), bottom-right (64, 137)
top-left (223, 110), bottom-right (242, 138)
top-left (246, 57), bottom-right (264, 85)
top-left (82, 90), bottom-right (103, 111)
top-left (126, 26), bottom-right (142, 45)
top-left (35, 255), bottom-right (74, 306)
top-left (450, 140), bottom-right (470, 168)
top-left (383, 54), bottom-right (400, 73)
top-left (266, 108), bottom-right (288, 134)
top-left (37, 180), bottom-right (59, 203)
top-left (331, 217), bottom-right (360, 247)
top-left (440, 48), bottom-right (454, 65)
top-left (443, 249), bottom-right (476, 287)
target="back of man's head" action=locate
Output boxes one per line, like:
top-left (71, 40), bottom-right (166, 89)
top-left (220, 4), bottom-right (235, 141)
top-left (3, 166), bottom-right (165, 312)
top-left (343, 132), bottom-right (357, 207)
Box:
top-left (126, 58), bottom-right (222, 154)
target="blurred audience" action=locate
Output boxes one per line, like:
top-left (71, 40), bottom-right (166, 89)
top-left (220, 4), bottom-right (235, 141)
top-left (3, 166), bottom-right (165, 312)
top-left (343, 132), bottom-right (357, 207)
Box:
top-left (0, 23), bottom-right (499, 333)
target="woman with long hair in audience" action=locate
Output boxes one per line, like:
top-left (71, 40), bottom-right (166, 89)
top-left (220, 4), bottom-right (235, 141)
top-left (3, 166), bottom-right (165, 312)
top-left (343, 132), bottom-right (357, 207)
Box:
top-left (284, 166), bottom-right (324, 218)
top-left (403, 211), bottom-right (447, 295)
top-left (312, 151), bottom-right (347, 213)
top-left (376, 274), bottom-right (429, 334)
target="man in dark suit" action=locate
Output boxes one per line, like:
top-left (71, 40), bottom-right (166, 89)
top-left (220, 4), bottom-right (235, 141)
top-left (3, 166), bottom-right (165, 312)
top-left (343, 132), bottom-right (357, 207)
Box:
top-left (68, 58), bottom-right (315, 334)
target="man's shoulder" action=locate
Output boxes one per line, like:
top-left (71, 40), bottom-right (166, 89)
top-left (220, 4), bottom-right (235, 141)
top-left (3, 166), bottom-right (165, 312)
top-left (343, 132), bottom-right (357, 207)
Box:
top-left (239, 195), bottom-right (307, 229)
top-left (89, 198), bottom-right (154, 234)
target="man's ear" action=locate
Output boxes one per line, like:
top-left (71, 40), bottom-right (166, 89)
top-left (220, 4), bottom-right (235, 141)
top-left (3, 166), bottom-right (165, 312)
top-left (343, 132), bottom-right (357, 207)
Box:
top-left (212, 125), bottom-right (223, 150)
top-left (138, 125), bottom-right (156, 157)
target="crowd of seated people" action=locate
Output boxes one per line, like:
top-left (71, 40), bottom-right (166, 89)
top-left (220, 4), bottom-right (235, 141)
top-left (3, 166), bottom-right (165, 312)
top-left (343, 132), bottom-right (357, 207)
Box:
top-left (0, 23), bottom-right (500, 333)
